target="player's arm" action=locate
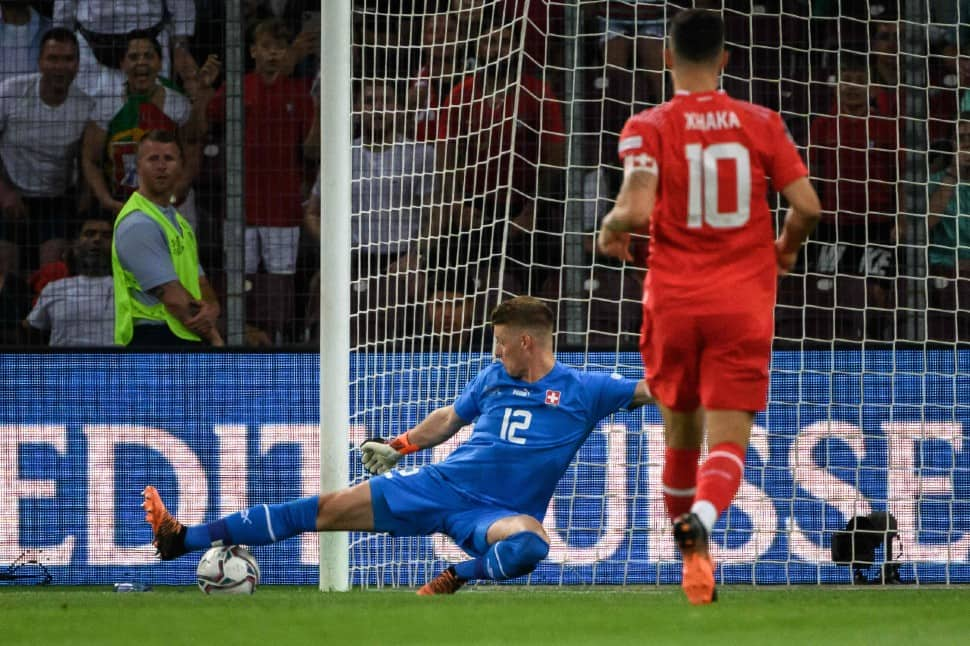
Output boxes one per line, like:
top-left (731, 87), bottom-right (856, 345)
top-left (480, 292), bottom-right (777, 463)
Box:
top-left (775, 176), bottom-right (822, 275)
top-left (403, 405), bottom-right (467, 449)
top-left (628, 380), bottom-right (654, 409)
top-left (597, 168), bottom-right (657, 262)
top-left (360, 405), bottom-right (468, 475)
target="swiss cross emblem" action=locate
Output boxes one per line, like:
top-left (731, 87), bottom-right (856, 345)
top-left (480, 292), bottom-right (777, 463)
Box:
top-left (545, 390), bottom-right (561, 406)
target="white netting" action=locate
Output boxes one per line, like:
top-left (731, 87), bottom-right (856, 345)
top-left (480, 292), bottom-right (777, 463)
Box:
top-left (346, 0), bottom-right (969, 587)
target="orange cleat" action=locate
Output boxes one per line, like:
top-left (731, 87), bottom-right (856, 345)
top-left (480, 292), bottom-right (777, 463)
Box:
top-left (141, 486), bottom-right (187, 560)
top-left (416, 567), bottom-right (465, 596)
top-left (673, 513), bottom-right (717, 605)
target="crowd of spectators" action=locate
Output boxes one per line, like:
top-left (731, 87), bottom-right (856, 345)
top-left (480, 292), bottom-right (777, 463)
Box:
top-left (0, 1), bottom-right (968, 348)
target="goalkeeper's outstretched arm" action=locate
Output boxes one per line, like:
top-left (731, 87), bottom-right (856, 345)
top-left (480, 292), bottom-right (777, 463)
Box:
top-left (403, 405), bottom-right (468, 450)
top-left (361, 406), bottom-right (468, 475)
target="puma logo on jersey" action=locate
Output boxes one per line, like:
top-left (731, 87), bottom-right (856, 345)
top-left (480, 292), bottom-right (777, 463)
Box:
top-left (685, 110), bottom-right (741, 131)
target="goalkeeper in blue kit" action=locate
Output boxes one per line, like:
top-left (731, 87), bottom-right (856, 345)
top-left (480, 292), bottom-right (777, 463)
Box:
top-left (143, 296), bottom-right (653, 594)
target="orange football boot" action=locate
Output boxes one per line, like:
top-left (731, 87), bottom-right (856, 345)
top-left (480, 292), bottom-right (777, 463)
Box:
top-left (142, 485), bottom-right (188, 560)
top-left (673, 512), bottom-right (717, 605)
top-left (417, 567), bottom-right (465, 596)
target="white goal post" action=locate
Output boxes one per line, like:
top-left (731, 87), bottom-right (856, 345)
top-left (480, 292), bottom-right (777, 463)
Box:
top-left (318, 0), bottom-right (352, 592)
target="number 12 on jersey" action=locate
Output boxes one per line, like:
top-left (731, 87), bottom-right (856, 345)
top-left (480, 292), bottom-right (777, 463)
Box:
top-left (685, 142), bottom-right (751, 229)
top-left (499, 408), bottom-right (531, 445)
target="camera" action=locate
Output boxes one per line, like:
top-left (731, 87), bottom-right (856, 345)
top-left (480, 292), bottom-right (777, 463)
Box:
top-left (831, 511), bottom-right (901, 584)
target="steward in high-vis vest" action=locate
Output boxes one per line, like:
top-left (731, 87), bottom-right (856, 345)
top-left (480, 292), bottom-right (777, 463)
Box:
top-left (111, 130), bottom-right (223, 347)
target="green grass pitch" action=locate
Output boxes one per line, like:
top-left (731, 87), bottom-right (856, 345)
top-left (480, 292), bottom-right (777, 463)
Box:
top-left (1, 585), bottom-right (967, 645)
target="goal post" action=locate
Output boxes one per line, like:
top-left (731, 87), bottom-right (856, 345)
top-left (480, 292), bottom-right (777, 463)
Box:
top-left (319, 0), bottom-right (352, 592)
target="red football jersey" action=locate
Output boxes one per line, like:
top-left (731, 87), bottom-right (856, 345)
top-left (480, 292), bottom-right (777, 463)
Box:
top-left (618, 90), bottom-right (807, 311)
top-left (208, 74), bottom-right (313, 227)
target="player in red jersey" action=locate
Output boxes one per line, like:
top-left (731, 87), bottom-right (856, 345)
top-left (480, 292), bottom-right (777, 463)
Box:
top-left (597, 9), bottom-right (821, 605)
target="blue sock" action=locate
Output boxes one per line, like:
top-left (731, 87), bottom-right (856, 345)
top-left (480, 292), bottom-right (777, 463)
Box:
top-left (184, 496), bottom-right (319, 551)
top-left (453, 532), bottom-right (549, 582)
top-left (453, 556), bottom-right (487, 581)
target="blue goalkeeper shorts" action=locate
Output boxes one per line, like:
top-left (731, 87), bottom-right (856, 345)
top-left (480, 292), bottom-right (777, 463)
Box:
top-left (368, 466), bottom-right (519, 557)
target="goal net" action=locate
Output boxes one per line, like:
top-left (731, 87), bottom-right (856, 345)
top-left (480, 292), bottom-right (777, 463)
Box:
top-left (344, 0), bottom-right (969, 587)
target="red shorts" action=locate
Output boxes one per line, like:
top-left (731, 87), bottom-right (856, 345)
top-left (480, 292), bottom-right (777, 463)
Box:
top-left (640, 303), bottom-right (773, 412)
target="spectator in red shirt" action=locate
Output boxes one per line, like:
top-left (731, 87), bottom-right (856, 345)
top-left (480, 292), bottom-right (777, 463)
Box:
top-left (207, 18), bottom-right (314, 344)
top-left (436, 9), bottom-right (566, 290)
top-left (805, 54), bottom-right (899, 340)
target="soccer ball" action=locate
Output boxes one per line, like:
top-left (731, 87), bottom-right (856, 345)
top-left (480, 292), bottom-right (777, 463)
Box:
top-left (196, 545), bottom-right (260, 595)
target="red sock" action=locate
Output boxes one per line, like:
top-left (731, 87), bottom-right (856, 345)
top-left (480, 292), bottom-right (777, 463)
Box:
top-left (694, 442), bottom-right (746, 518)
top-left (662, 447), bottom-right (700, 521)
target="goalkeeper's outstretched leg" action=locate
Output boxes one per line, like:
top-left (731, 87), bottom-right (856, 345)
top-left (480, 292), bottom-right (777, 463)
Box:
top-left (144, 481), bottom-right (550, 595)
top-left (142, 481), bottom-right (375, 560)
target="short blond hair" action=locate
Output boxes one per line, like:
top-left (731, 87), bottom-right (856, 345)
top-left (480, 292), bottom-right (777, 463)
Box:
top-left (490, 296), bottom-right (554, 333)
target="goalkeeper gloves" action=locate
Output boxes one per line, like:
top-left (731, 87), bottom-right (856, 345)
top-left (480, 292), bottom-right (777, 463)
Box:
top-left (360, 432), bottom-right (419, 475)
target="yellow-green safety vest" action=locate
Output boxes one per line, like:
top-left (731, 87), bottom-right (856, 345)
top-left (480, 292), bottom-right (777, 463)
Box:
top-left (111, 191), bottom-right (201, 345)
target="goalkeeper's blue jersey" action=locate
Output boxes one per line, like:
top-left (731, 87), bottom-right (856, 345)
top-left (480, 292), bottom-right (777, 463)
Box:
top-left (430, 361), bottom-right (638, 520)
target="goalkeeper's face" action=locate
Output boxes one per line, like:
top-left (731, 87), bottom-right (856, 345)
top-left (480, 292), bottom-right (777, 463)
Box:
top-left (492, 324), bottom-right (529, 379)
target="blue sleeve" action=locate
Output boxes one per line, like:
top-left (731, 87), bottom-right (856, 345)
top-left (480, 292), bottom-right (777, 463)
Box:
top-left (452, 369), bottom-right (486, 422)
top-left (586, 372), bottom-right (638, 422)
top-left (115, 212), bottom-right (178, 292)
